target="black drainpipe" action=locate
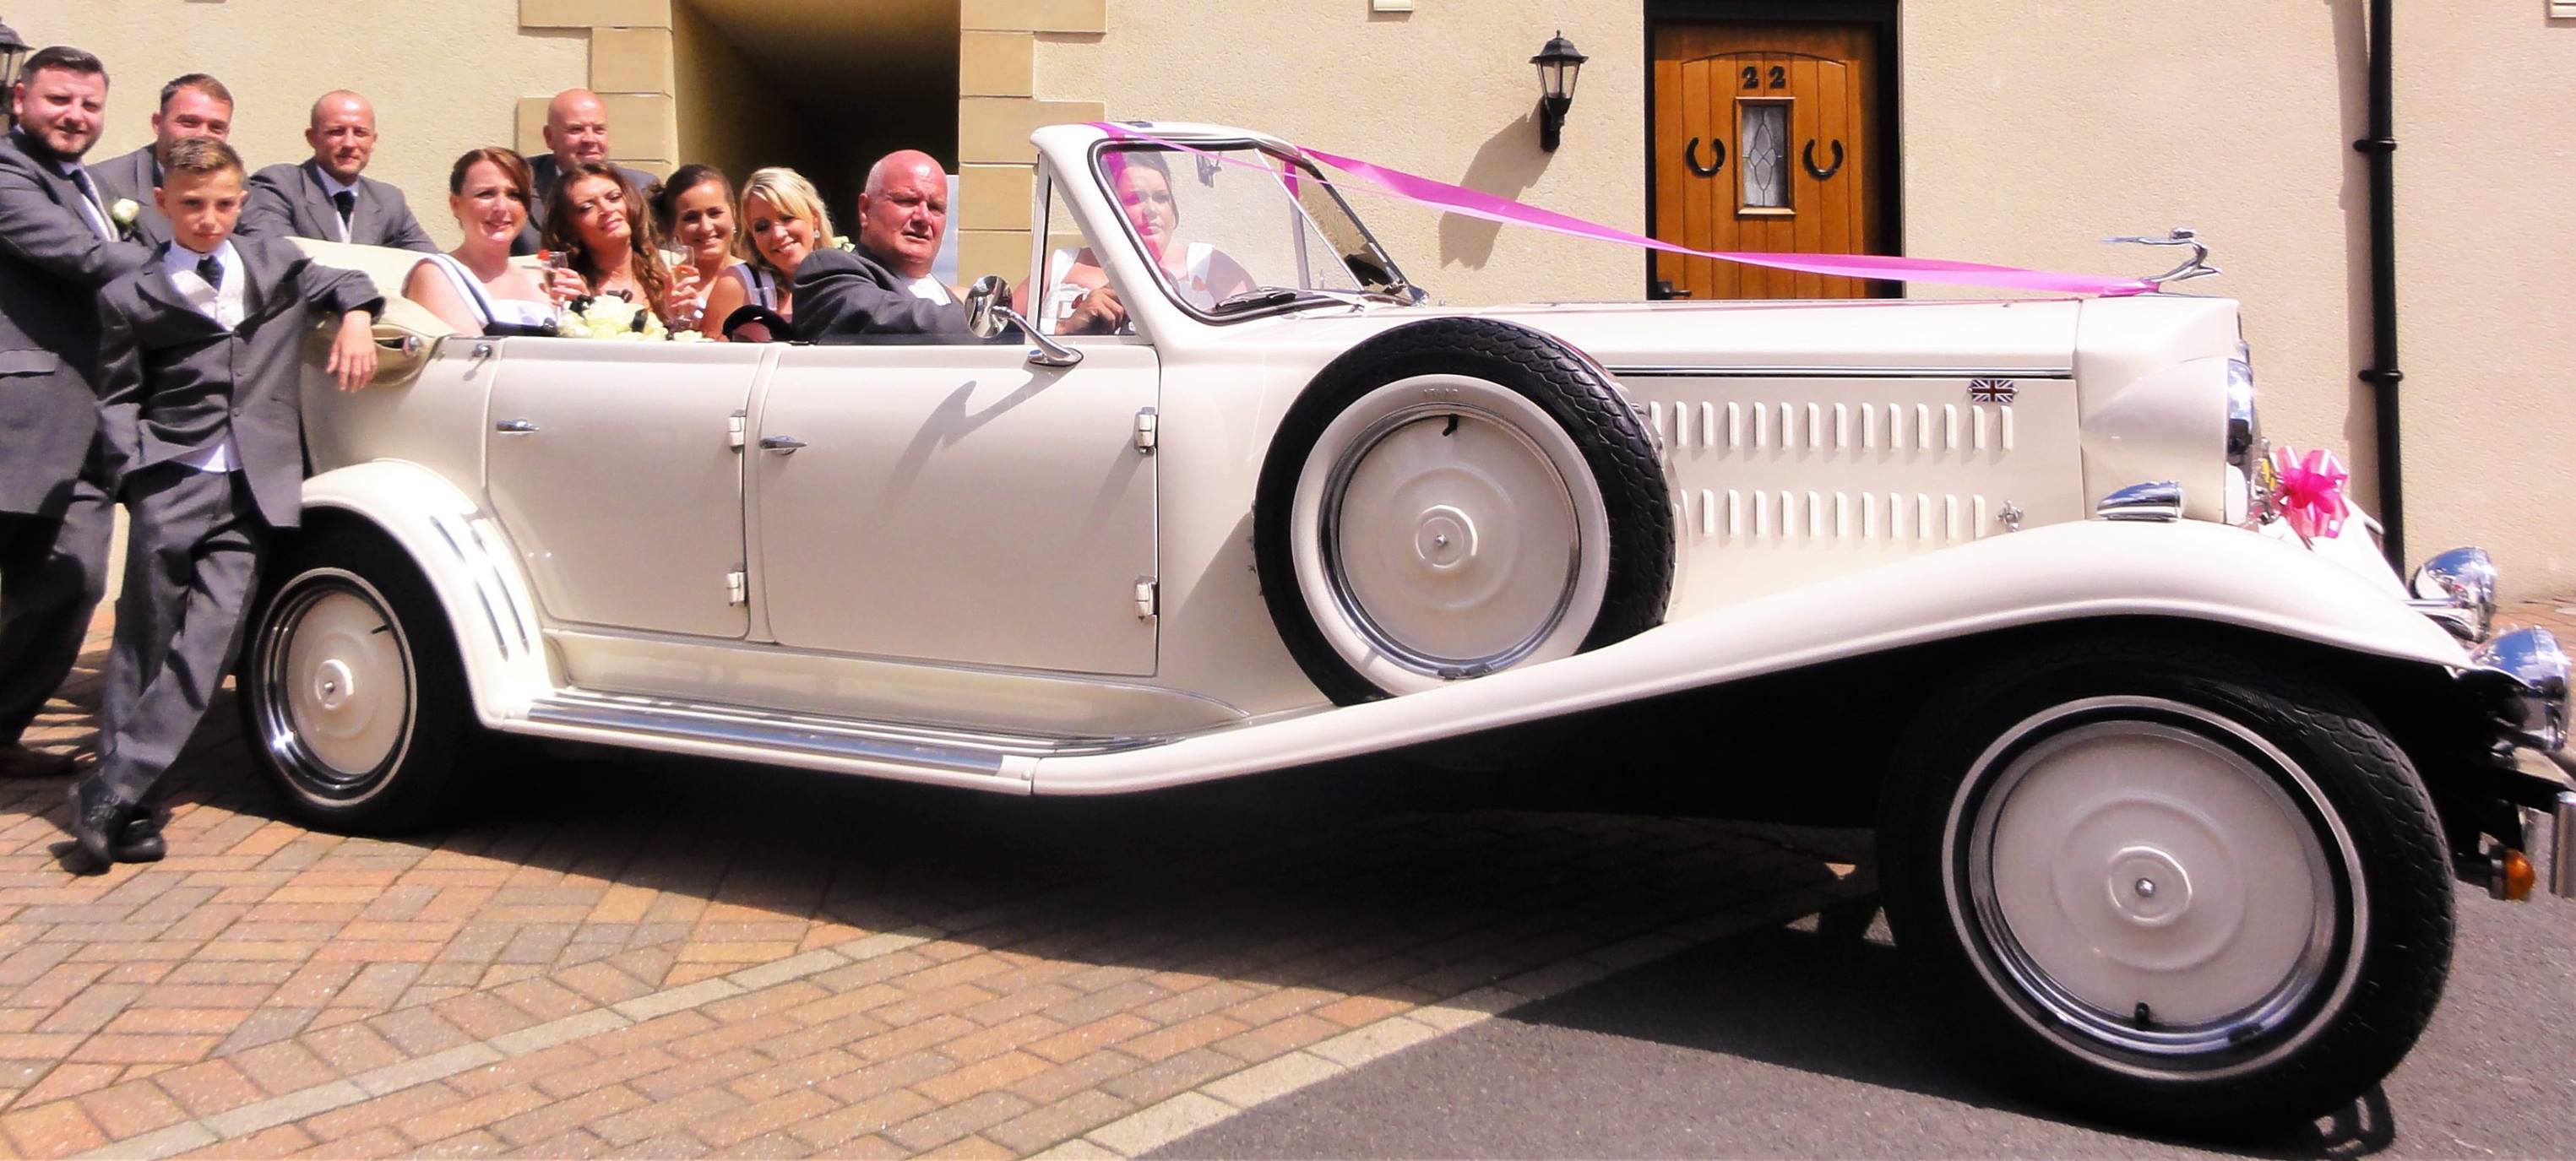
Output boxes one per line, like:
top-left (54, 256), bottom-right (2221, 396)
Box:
top-left (2356, 0), bottom-right (2405, 568)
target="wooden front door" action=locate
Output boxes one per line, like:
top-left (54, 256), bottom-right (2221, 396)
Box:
top-left (1650, 21), bottom-right (1885, 299)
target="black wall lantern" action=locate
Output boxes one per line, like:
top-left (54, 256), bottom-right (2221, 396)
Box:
top-left (1532, 31), bottom-right (1586, 152)
top-left (0, 19), bottom-right (28, 132)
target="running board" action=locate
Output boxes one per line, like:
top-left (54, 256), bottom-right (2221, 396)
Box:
top-left (512, 690), bottom-right (1171, 787)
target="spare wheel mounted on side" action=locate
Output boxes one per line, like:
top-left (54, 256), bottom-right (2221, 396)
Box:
top-left (1253, 317), bottom-right (1674, 705)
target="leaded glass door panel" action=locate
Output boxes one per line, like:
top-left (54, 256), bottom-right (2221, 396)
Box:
top-left (1651, 21), bottom-right (1886, 299)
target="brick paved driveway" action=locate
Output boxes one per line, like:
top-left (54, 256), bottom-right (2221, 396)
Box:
top-left (0, 616), bottom-right (1869, 1158)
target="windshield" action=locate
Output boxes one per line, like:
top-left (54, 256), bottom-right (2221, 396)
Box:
top-left (1090, 142), bottom-right (1416, 318)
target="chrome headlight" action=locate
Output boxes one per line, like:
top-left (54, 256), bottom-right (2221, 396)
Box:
top-left (2224, 339), bottom-right (2265, 524)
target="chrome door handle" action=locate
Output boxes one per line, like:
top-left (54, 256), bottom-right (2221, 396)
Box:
top-left (494, 419), bottom-right (539, 434)
top-left (758, 436), bottom-right (807, 453)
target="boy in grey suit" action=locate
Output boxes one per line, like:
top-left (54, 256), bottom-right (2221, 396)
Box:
top-left (66, 138), bottom-right (381, 872)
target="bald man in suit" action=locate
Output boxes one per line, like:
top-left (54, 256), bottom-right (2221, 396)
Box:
top-left (242, 91), bottom-right (436, 252)
top-left (512, 89), bottom-right (655, 256)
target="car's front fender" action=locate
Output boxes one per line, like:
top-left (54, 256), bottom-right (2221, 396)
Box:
top-left (1028, 519), bottom-right (2470, 794)
top-left (299, 461), bottom-right (552, 727)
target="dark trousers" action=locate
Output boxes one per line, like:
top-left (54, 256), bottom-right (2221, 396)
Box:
top-left (0, 477), bottom-right (114, 746)
top-left (85, 466), bottom-right (269, 808)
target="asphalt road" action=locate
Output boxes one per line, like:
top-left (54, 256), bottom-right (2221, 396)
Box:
top-left (1162, 844), bottom-right (2576, 1158)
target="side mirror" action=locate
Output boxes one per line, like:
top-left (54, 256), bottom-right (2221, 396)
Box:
top-left (964, 274), bottom-right (1008, 339)
top-left (961, 273), bottom-right (1084, 368)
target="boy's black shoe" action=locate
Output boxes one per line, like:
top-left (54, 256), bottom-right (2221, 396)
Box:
top-left (116, 812), bottom-right (168, 863)
top-left (64, 779), bottom-right (133, 872)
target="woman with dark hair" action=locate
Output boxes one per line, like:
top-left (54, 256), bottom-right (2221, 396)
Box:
top-left (542, 161), bottom-right (698, 324)
top-left (1033, 148), bottom-right (1253, 334)
top-left (651, 163), bottom-right (734, 325)
top-left (404, 147), bottom-right (584, 334)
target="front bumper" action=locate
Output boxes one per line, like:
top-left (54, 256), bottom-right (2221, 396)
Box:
top-left (2429, 551), bottom-right (2575, 899)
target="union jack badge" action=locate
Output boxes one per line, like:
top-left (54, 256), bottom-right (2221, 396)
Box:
top-left (1968, 378), bottom-right (2018, 404)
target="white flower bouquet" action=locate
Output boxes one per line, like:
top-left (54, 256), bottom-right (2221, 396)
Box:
top-left (557, 294), bottom-right (706, 343)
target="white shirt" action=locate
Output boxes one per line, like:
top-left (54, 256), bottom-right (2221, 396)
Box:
top-left (905, 274), bottom-right (950, 304)
top-left (58, 160), bottom-right (115, 241)
top-left (314, 166), bottom-right (360, 244)
top-left (160, 241), bottom-right (247, 475)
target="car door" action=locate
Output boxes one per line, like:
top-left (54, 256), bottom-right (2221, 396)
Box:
top-left (482, 339), bottom-right (764, 638)
top-left (749, 341), bottom-right (1160, 676)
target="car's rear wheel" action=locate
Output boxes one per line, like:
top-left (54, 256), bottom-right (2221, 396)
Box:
top-left (241, 530), bottom-right (480, 833)
top-left (1878, 637), bottom-right (2453, 1135)
top-left (1254, 318), bottom-right (1672, 704)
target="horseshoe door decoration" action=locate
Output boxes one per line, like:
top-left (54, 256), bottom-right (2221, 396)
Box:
top-left (1653, 22), bottom-right (1881, 300)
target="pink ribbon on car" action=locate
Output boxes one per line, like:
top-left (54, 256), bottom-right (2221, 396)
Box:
top-left (2269, 444), bottom-right (2351, 540)
top-left (1091, 122), bottom-right (2161, 298)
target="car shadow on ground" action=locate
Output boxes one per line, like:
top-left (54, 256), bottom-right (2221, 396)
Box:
top-left (1489, 897), bottom-right (2400, 1159)
top-left (34, 670), bottom-right (1861, 1005)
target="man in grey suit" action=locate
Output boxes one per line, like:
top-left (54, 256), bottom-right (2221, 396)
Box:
top-left (511, 89), bottom-right (655, 256)
top-left (241, 91), bottom-right (436, 252)
top-left (69, 138), bottom-right (382, 871)
top-left (85, 73), bottom-right (232, 249)
top-left (0, 46), bottom-right (154, 782)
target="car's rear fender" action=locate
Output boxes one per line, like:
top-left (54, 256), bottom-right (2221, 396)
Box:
top-left (297, 461), bottom-right (552, 727)
top-left (1024, 519), bottom-right (2472, 794)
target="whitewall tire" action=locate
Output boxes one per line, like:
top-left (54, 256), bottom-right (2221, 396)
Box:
top-left (1255, 318), bottom-right (1672, 705)
top-left (1878, 636), bottom-right (2453, 1135)
top-left (241, 529), bottom-right (481, 833)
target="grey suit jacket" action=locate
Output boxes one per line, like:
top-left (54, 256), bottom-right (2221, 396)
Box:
top-left (0, 132), bottom-right (155, 516)
top-left (242, 161), bottom-right (437, 253)
top-left (86, 144), bottom-right (174, 248)
top-left (791, 247), bottom-right (973, 344)
top-left (94, 236), bottom-right (383, 529)
top-left (512, 155), bottom-right (658, 257)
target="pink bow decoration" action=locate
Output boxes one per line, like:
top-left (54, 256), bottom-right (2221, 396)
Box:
top-left (2269, 445), bottom-right (2351, 540)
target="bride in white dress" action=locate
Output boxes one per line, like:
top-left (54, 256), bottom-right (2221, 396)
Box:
top-left (405, 148), bottom-right (581, 335)
top-left (1033, 149), bottom-right (1256, 334)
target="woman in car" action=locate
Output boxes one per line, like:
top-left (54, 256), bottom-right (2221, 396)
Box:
top-left (404, 147), bottom-right (584, 334)
top-left (541, 161), bottom-right (698, 326)
top-left (1033, 149), bottom-right (1255, 333)
top-left (651, 164), bottom-right (736, 328)
top-left (701, 166), bottom-right (834, 339)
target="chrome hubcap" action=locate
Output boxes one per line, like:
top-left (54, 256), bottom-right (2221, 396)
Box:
top-left (254, 574), bottom-right (416, 799)
top-left (1955, 700), bottom-right (2357, 1069)
top-left (1321, 402), bottom-right (1580, 675)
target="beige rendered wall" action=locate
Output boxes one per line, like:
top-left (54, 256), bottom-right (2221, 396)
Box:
top-left (52, 2), bottom-right (590, 252)
top-left (2389, 6), bottom-right (2576, 594)
top-left (1903, 2), bottom-right (2576, 595)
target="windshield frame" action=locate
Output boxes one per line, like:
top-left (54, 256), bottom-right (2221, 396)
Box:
top-left (1084, 138), bottom-right (1414, 326)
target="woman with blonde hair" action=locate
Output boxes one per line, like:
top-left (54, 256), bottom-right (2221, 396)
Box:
top-left (702, 166), bottom-right (834, 338)
top-left (541, 161), bottom-right (700, 325)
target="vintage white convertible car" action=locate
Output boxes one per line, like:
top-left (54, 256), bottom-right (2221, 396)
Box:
top-left (267, 122), bottom-right (2571, 1131)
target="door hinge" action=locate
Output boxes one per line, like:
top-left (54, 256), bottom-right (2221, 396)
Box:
top-left (726, 570), bottom-right (747, 606)
top-left (1133, 578), bottom-right (1158, 620)
top-left (727, 410), bottom-right (747, 451)
top-left (1133, 408), bottom-right (1158, 455)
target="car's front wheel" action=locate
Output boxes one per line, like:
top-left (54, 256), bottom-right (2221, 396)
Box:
top-left (240, 530), bottom-right (480, 833)
top-left (1878, 637), bottom-right (2454, 1136)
